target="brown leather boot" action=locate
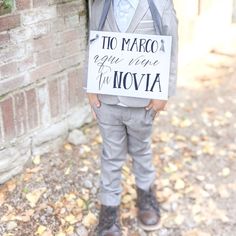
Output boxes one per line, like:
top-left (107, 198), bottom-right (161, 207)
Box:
top-left (136, 186), bottom-right (161, 231)
top-left (95, 205), bottom-right (121, 236)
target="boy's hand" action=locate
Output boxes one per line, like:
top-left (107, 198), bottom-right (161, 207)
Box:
top-left (145, 99), bottom-right (167, 114)
top-left (87, 93), bottom-right (101, 119)
top-left (87, 93), bottom-right (101, 107)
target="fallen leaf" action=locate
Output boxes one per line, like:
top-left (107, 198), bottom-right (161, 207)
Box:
top-left (6, 180), bottom-right (16, 192)
top-left (76, 198), bottom-right (86, 209)
top-left (65, 214), bottom-right (78, 224)
top-left (221, 167), bottom-right (230, 177)
top-left (25, 188), bottom-right (46, 207)
top-left (175, 135), bottom-right (187, 142)
top-left (121, 207), bottom-right (137, 219)
top-left (82, 212), bottom-right (97, 228)
top-left (157, 187), bottom-right (173, 202)
top-left (65, 225), bottom-right (74, 234)
top-left (180, 118), bottom-right (192, 127)
top-left (191, 204), bottom-right (202, 215)
top-left (32, 155), bottom-right (41, 165)
top-left (65, 193), bottom-right (77, 201)
top-left (202, 142), bottom-right (215, 155)
top-left (35, 225), bottom-right (47, 235)
top-left (15, 209), bottom-right (34, 222)
top-left (191, 136), bottom-right (200, 145)
top-left (64, 167), bottom-right (71, 175)
top-left (218, 185), bottom-right (230, 198)
top-left (183, 229), bottom-right (211, 236)
top-left (174, 214), bottom-right (185, 225)
top-left (64, 143), bottom-right (73, 151)
top-left (0, 192), bottom-right (5, 205)
top-left (122, 194), bottom-right (133, 204)
top-left (55, 232), bottom-right (66, 236)
top-left (26, 166), bottom-right (42, 173)
top-left (81, 145), bottom-right (91, 153)
top-left (225, 111), bottom-right (233, 118)
top-left (174, 179), bottom-right (185, 190)
top-left (1, 212), bottom-right (16, 222)
top-left (42, 231), bottom-right (53, 236)
top-left (80, 166), bottom-right (89, 172)
top-left (164, 163), bottom-right (178, 173)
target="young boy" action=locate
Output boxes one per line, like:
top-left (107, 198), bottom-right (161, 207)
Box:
top-left (86, 0), bottom-right (178, 235)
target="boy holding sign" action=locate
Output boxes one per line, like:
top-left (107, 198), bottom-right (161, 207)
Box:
top-left (86, 0), bottom-right (178, 235)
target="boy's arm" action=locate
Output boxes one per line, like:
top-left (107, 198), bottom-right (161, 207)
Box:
top-left (84, 1), bottom-right (102, 113)
top-left (162, 0), bottom-right (179, 98)
top-left (146, 1), bottom-right (178, 113)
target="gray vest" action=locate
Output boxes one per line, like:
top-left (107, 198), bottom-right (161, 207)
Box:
top-left (98, 0), bottom-right (163, 34)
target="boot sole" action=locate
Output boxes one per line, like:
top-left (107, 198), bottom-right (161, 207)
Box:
top-left (138, 220), bottom-right (161, 231)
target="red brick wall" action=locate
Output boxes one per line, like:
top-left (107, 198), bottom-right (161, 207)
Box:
top-left (0, 0), bottom-right (87, 144)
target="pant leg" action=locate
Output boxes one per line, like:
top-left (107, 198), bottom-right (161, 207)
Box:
top-left (94, 103), bottom-right (128, 206)
top-left (125, 108), bottom-right (156, 191)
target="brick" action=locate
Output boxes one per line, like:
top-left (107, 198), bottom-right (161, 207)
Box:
top-left (14, 92), bottom-right (27, 137)
top-left (51, 18), bottom-right (65, 33)
top-left (65, 14), bottom-right (79, 28)
top-left (25, 88), bottom-right (38, 130)
top-left (58, 75), bottom-right (69, 114)
top-left (65, 40), bottom-right (80, 57)
top-left (30, 21), bottom-right (51, 38)
top-left (17, 55), bottom-right (35, 72)
top-left (0, 15), bottom-right (21, 32)
top-left (16, 0), bottom-right (31, 10)
top-left (32, 34), bottom-right (56, 52)
top-left (33, 0), bottom-right (49, 8)
top-left (57, 2), bottom-right (81, 17)
top-left (48, 78), bottom-right (59, 117)
top-left (0, 43), bottom-right (26, 63)
top-left (51, 45), bottom-right (66, 60)
top-left (0, 61), bottom-right (18, 79)
top-left (0, 75), bottom-right (27, 96)
top-left (68, 69), bottom-right (80, 109)
top-left (30, 61), bottom-right (62, 81)
top-left (59, 53), bottom-right (81, 71)
top-left (48, 0), bottom-right (66, 5)
top-left (77, 68), bottom-right (85, 102)
top-left (35, 50), bottom-right (51, 66)
top-left (37, 84), bottom-right (50, 126)
top-left (9, 27), bottom-right (32, 43)
top-left (0, 97), bottom-right (15, 141)
top-left (58, 29), bottom-right (80, 44)
top-left (0, 33), bottom-right (10, 44)
top-left (21, 7), bottom-right (56, 25)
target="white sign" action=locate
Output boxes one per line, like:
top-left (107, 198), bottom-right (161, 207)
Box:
top-left (87, 31), bottom-right (172, 100)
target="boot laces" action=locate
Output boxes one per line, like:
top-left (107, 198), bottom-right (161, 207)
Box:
top-left (98, 206), bottom-right (119, 232)
top-left (138, 188), bottom-right (160, 215)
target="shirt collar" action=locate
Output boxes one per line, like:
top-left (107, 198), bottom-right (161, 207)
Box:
top-left (114, 0), bottom-right (139, 9)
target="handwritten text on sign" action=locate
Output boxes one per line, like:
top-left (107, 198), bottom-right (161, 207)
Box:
top-left (87, 31), bottom-right (172, 100)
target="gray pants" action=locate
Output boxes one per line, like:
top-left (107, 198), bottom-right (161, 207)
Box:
top-left (93, 103), bottom-right (156, 206)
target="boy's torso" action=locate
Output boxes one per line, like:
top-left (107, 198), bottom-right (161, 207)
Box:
top-left (90, 0), bottom-right (175, 107)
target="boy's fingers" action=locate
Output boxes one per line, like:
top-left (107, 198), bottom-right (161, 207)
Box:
top-left (145, 101), bottom-right (153, 110)
top-left (92, 96), bottom-right (100, 107)
top-left (88, 94), bottom-right (101, 107)
top-left (91, 108), bottom-right (97, 120)
top-left (95, 99), bottom-right (101, 107)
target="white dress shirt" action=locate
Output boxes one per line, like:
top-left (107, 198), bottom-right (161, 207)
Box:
top-left (113, 0), bottom-right (139, 106)
top-left (113, 0), bottom-right (139, 32)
